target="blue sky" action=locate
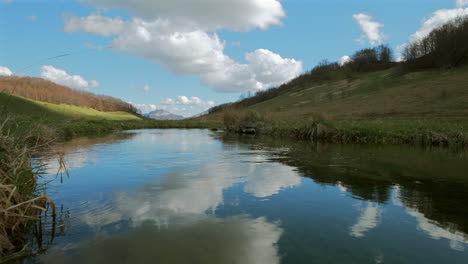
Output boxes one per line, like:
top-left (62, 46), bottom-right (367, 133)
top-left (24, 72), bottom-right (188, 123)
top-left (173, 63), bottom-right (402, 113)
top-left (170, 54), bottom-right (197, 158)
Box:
top-left (0, 0), bottom-right (465, 116)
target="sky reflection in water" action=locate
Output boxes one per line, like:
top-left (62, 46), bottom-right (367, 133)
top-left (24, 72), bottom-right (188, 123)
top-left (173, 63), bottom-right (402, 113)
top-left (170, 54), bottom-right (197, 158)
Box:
top-left (33, 129), bottom-right (468, 264)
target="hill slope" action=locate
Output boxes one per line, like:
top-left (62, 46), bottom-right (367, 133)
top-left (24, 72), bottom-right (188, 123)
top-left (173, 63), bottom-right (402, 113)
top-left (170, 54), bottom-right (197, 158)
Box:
top-left (208, 65), bottom-right (468, 120)
top-left (0, 76), bottom-right (137, 113)
top-left (0, 93), bottom-right (141, 121)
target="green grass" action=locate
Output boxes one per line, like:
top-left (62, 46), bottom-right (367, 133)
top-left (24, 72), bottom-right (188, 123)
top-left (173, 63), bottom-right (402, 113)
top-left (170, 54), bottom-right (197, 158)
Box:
top-left (0, 92), bottom-right (223, 140)
top-left (0, 93), bottom-right (141, 121)
top-left (205, 65), bottom-right (468, 121)
top-left (201, 65), bottom-right (468, 147)
top-left (260, 118), bottom-right (468, 146)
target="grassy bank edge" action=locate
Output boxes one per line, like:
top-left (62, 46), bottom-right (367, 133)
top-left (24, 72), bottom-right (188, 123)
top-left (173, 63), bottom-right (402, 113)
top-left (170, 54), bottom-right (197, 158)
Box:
top-left (221, 109), bottom-right (468, 148)
top-left (0, 118), bottom-right (56, 262)
top-left (262, 119), bottom-right (467, 147)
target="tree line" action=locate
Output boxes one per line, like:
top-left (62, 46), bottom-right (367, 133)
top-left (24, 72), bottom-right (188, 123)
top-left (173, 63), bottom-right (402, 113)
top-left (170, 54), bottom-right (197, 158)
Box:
top-left (403, 15), bottom-right (468, 70)
top-left (0, 76), bottom-right (138, 113)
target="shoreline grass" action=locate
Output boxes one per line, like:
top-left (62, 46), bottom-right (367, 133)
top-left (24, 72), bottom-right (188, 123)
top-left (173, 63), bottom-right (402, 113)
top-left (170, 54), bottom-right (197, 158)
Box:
top-left (0, 119), bottom-right (56, 261)
top-left (219, 109), bottom-right (468, 148)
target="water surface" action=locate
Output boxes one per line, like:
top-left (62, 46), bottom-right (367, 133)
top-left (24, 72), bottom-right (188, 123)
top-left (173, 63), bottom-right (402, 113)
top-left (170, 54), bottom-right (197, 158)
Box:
top-left (28, 129), bottom-right (468, 263)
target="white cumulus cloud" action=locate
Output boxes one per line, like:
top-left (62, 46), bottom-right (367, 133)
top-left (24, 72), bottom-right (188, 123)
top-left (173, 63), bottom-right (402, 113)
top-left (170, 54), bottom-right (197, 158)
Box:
top-left (408, 8), bottom-right (468, 43)
top-left (456, 0), bottom-right (468, 8)
top-left (89, 80), bottom-right (100, 88)
top-left (111, 19), bottom-right (230, 75)
top-left (82, 0), bottom-right (285, 31)
top-left (202, 48), bottom-right (303, 92)
top-left (64, 14), bottom-right (125, 36)
top-left (130, 96), bottom-right (215, 116)
top-left (64, 15), bottom-right (303, 93)
top-left (0, 66), bottom-right (13, 76)
top-left (40, 65), bottom-right (100, 90)
top-left (246, 49), bottom-right (303, 88)
top-left (337, 56), bottom-right (352, 66)
top-left (163, 96), bottom-right (215, 108)
top-left (353, 13), bottom-right (385, 46)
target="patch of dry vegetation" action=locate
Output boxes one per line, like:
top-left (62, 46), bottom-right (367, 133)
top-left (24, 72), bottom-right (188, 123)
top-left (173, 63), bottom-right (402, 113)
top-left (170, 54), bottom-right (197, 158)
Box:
top-left (0, 119), bottom-right (56, 262)
top-left (0, 76), bottom-right (137, 113)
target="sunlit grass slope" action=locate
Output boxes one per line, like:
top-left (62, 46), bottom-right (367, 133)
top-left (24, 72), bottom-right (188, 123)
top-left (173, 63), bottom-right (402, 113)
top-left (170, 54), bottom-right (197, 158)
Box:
top-left (0, 93), bottom-right (141, 121)
top-left (245, 66), bottom-right (468, 120)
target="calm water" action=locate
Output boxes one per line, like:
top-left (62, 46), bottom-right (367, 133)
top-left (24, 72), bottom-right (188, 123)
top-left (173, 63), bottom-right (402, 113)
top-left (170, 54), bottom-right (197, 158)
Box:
top-left (27, 129), bottom-right (468, 264)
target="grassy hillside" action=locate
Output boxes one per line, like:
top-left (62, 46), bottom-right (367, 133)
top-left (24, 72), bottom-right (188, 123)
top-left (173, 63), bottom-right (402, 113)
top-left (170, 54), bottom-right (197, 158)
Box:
top-left (0, 76), bottom-right (137, 113)
top-left (0, 93), bottom-right (141, 121)
top-left (202, 65), bottom-right (468, 147)
top-left (0, 92), bottom-right (221, 140)
top-left (207, 65), bottom-right (468, 121)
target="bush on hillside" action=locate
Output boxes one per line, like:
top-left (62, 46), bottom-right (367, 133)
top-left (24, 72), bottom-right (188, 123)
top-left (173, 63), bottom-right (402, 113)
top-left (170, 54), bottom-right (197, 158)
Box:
top-left (223, 107), bottom-right (243, 129)
top-left (345, 45), bottom-right (393, 72)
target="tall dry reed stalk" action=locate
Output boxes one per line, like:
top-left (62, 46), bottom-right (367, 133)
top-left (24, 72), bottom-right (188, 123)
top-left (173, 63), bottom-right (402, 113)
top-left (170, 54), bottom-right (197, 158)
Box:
top-left (0, 118), bottom-right (56, 262)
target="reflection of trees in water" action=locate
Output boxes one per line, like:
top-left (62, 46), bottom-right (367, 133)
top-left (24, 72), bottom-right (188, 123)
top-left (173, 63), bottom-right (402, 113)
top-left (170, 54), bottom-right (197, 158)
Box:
top-left (399, 184), bottom-right (468, 244)
top-left (219, 134), bottom-right (468, 239)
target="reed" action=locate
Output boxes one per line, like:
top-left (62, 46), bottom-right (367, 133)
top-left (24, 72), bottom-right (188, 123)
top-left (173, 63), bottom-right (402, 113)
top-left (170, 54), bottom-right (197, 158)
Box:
top-left (0, 118), bottom-right (56, 261)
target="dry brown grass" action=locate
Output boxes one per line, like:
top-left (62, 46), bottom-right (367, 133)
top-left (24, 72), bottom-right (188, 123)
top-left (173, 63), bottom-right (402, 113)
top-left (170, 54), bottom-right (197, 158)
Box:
top-left (223, 107), bottom-right (244, 129)
top-left (0, 76), bottom-right (137, 113)
top-left (0, 119), bottom-right (56, 261)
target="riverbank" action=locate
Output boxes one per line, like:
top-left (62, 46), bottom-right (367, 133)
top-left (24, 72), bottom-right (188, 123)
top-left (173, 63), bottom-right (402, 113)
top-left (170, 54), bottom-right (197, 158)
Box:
top-left (0, 119), bottom-right (56, 262)
top-left (218, 109), bottom-right (468, 148)
top-left (261, 118), bottom-right (468, 147)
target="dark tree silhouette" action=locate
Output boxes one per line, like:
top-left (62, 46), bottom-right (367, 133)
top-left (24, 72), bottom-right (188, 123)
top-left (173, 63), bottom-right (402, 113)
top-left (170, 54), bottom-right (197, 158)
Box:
top-left (403, 16), bottom-right (468, 70)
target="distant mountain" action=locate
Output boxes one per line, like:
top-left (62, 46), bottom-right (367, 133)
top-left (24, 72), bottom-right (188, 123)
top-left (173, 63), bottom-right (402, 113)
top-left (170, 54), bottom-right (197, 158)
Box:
top-left (144, 109), bottom-right (185, 120)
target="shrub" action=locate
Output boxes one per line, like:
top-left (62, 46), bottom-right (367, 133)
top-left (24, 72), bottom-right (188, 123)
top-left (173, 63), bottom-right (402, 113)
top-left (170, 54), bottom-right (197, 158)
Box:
top-left (346, 45), bottom-right (393, 72)
top-left (223, 107), bottom-right (243, 129)
top-left (242, 111), bottom-right (265, 123)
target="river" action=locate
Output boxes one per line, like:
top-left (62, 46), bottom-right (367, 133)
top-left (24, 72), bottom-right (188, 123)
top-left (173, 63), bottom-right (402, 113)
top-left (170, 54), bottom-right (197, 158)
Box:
top-left (26, 129), bottom-right (468, 263)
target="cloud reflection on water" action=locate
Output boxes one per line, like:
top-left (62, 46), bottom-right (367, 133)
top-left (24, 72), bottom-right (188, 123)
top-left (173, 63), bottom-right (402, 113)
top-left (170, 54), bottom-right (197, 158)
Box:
top-left (348, 186), bottom-right (468, 251)
top-left (40, 130), bottom-right (301, 263)
top-left (350, 202), bottom-right (381, 238)
top-left (42, 215), bottom-right (283, 264)
top-left (79, 159), bottom-right (301, 228)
